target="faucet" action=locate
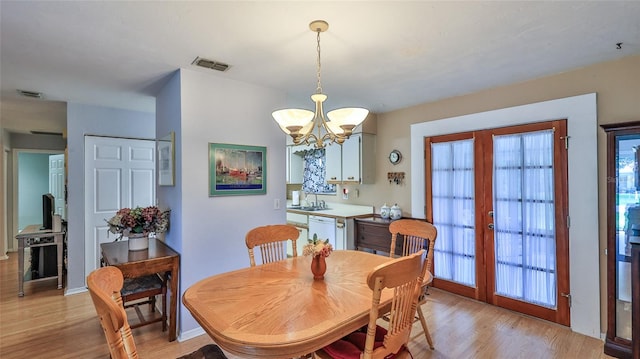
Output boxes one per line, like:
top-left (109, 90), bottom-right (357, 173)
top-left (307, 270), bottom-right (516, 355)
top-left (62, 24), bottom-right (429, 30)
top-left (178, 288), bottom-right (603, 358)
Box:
top-left (320, 200), bottom-right (326, 209)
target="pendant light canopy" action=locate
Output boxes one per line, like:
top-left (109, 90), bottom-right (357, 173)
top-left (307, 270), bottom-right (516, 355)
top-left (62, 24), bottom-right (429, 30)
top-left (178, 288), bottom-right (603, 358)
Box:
top-left (272, 20), bottom-right (369, 149)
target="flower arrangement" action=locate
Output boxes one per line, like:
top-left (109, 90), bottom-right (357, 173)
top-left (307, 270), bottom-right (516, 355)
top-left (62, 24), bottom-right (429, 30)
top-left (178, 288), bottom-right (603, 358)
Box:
top-left (106, 206), bottom-right (170, 240)
top-left (302, 233), bottom-right (333, 258)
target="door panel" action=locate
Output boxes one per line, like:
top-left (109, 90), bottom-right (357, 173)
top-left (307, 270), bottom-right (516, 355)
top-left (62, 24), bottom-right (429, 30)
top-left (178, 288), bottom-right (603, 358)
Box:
top-left (48, 154), bottom-right (65, 219)
top-left (84, 136), bottom-right (156, 278)
top-left (426, 120), bottom-right (569, 325)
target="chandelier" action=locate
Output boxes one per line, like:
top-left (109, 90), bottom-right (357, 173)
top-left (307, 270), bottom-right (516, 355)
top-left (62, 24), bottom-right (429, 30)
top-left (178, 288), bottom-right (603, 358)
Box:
top-left (272, 20), bottom-right (369, 149)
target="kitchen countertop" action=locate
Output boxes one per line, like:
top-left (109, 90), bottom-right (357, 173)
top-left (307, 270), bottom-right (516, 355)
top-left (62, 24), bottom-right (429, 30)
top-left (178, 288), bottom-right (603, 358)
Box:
top-left (286, 201), bottom-right (374, 219)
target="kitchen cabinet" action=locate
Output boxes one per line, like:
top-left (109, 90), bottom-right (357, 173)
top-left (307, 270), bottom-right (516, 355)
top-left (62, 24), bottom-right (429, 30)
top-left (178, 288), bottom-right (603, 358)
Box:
top-left (326, 133), bottom-right (376, 184)
top-left (325, 144), bottom-right (342, 182)
top-left (286, 212), bottom-right (309, 256)
top-left (286, 145), bottom-right (306, 184)
top-left (602, 122), bottom-right (640, 358)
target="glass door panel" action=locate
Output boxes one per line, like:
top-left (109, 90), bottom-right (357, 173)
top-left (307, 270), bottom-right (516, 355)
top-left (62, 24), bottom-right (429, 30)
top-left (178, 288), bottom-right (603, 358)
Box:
top-left (613, 134), bottom-right (639, 341)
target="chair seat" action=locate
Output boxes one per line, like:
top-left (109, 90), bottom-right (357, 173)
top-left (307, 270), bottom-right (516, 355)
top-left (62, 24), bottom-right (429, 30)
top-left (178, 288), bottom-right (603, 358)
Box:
top-left (320, 325), bottom-right (410, 359)
top-left (120, 273), bottom-right (167, 331)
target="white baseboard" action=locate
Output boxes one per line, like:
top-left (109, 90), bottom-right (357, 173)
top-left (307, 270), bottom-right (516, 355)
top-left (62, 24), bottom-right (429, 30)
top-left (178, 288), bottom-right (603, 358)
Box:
top-left (65, 286), bottom-right (88, 296)
top-left (179, 326), bottom-right (206, 342)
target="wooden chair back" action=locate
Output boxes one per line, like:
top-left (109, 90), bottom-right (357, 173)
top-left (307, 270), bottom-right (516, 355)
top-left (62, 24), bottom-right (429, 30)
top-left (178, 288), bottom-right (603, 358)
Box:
top-left (87, 266), bottom-right (139, 359)
top-left (389, 219), bottom-right (437, 276)
top-left (363, 250), bottom-right (427, 358)
top-left (245, 224), bottom-right (300, 266)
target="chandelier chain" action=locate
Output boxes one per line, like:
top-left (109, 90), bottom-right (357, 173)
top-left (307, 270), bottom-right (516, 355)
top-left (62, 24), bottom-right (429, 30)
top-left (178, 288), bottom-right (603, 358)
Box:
top-left (316, 30), bottom-right (322, 94)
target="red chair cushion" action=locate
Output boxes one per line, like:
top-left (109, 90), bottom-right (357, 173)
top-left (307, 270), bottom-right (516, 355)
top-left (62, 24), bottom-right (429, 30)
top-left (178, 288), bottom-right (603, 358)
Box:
top-left (322, 325), bottom-right (389, 359)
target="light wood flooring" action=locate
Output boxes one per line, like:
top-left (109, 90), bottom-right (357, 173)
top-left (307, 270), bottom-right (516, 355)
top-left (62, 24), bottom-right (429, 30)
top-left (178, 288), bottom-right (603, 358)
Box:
top-left (0, 252), bottom-right (613, 358)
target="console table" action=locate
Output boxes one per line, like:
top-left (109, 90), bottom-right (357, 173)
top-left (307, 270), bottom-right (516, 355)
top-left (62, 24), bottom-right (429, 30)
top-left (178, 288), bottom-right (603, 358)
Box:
top-left (16, 224), bottom-right (65, 297)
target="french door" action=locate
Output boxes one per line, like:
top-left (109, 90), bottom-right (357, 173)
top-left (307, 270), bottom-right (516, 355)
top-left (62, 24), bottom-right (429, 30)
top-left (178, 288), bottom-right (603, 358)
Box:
top-left (425, 120), bottom-right (570, 325)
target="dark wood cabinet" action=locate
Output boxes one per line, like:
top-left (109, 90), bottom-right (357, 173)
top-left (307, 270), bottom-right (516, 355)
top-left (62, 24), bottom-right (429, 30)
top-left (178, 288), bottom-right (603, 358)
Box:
top-left (355, 216), bottom-right (398, 254)
top-left (354, 216), bottom-right (423, 255)
top-left (602, 122), bottom-right (640, 358)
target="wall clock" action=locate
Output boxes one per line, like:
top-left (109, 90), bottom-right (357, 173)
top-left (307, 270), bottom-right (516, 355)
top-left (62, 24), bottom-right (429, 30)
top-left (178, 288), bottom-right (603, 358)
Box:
top-left (389, 149), bottom-right (402, 165)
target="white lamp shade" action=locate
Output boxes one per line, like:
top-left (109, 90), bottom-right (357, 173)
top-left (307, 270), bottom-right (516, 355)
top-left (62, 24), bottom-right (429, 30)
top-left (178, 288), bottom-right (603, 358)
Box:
top-left (272, 109), bottom-right (314, 135)
top-left (326, 108), bottom-right (369, 134)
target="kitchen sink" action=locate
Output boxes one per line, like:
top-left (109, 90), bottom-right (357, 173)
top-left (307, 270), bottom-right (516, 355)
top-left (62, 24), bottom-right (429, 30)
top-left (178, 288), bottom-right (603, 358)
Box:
top-left (287, 206), bottom-right (331, 211)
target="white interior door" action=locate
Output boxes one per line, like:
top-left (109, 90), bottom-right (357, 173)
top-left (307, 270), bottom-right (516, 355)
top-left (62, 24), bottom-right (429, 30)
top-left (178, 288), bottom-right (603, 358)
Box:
top-left (49, 154), bottom-right (65, 220)
top-left (84, 136), bottom-right (156, 277)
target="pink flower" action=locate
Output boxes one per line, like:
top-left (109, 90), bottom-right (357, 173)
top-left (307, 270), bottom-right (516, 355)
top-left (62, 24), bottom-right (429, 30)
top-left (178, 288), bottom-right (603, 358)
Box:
top-left (303, 233), bottom-right (333, 258)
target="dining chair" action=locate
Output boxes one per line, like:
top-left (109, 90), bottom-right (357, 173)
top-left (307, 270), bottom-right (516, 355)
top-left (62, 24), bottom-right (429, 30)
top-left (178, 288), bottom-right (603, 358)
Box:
top-left (388, 219), bottom-right (437, 349)
top-left (314, 250), bottom-right (427, 359)
top-left (245, 224), bottom-right (300, 266)
top-left (99, 254), bottom-right (168, 332)
top-left (87, 266), bottom-right (227, 359)
top-left (121, 273), bottom-right (167, 331)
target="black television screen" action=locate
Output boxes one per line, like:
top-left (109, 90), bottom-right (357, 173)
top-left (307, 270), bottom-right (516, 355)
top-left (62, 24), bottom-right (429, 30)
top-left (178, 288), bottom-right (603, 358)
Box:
top-left (41, 193), bottom-right (55, 230)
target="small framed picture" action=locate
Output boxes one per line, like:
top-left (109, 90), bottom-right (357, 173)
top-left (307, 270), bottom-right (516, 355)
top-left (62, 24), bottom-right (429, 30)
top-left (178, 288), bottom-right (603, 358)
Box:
top-left (158, 132), bottom-right (175, 186)
top-left (208, 143), bottom-right (267, 196)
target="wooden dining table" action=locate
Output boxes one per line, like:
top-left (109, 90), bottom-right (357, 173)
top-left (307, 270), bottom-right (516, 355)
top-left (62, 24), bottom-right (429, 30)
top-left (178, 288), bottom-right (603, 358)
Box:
top-left (183, 250), bottom-right (432, 358)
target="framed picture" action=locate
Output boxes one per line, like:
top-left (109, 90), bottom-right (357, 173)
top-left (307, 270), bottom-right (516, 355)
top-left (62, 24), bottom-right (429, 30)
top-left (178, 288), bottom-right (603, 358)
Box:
top-left (209, 143), bottom-right (267, 196)
top-left (158, 131), bottom-right (175, 186)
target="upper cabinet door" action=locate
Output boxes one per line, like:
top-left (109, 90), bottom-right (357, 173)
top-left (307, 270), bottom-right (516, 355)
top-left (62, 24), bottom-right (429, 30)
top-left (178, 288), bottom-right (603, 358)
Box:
top-left (342, 134), bottom-right (361, 183)
top-left (287, 146), bottom-right (305, 184)
top-left (325, 144), bottom-right (342, 183)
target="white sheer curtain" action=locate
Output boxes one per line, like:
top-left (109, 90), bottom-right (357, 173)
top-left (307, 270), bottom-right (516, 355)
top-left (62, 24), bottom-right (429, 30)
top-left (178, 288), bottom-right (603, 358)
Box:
top-left (493, 130), bottom-right (556, 308)
top-left (432, 139), bottom-right (476, 286)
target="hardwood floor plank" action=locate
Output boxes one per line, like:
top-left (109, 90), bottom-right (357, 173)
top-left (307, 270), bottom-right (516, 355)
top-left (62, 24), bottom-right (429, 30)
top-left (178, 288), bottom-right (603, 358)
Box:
top-left (0, 252), bottom-right (613, 358)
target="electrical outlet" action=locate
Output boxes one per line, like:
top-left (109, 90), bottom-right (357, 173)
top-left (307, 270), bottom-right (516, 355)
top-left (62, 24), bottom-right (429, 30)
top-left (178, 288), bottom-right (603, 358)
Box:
top-left (274, 198), bottom-right (280, 210)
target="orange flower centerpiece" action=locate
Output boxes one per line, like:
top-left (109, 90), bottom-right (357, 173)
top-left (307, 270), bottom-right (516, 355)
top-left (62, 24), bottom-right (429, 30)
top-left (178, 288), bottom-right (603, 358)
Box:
top-left (303, 233), bottom-right (333, 280)
top-left (106, 206), bottom-right (170, 250)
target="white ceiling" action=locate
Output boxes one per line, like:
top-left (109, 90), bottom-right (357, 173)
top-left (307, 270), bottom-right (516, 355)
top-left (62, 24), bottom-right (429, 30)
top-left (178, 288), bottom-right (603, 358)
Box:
top-left (1, 1), bottom-right (639, 135)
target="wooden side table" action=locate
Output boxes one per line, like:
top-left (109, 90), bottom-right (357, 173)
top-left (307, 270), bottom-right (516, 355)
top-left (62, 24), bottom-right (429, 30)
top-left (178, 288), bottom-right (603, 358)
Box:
top-left (16, 224), bottom-right (65, 297)
top-left (100, 238), bottom-right (180, 342)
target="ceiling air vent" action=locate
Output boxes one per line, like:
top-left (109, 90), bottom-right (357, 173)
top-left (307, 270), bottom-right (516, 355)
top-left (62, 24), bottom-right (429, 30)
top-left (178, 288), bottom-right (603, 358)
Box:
top-left (192, 57), bottom-right (230, 72)
top-left (17, 89), bottom-right (43, 98)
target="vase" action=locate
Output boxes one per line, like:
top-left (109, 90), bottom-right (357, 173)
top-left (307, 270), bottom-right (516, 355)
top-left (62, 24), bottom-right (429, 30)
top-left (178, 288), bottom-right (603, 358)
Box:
top-left (311, 255), bottom-right (327, 280)
top-left (127, 232), bottom-right (149, 251)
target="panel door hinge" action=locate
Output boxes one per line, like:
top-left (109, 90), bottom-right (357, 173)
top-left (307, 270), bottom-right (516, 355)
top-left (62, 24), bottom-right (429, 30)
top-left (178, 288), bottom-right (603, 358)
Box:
top-left (561, 292), bottom-right (572, 307)
top-left (566, 215), bottom-right (570, 228)
top-left (563, 136), bottom-right (570, 149)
